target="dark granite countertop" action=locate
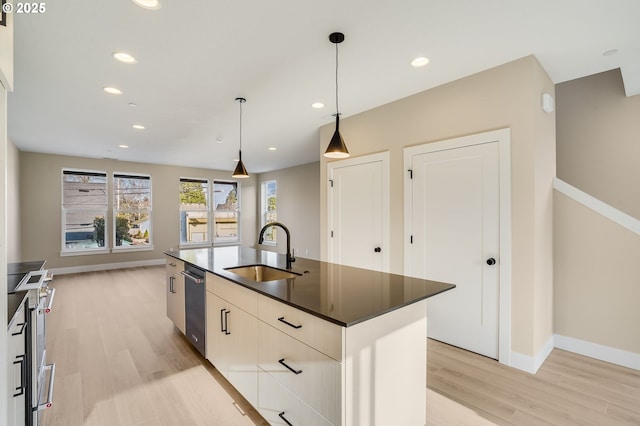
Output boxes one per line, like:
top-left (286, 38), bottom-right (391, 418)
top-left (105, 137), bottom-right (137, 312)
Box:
top-left (8, 291), bottom-right (28, 326)
top-left (166, 246), bottom-right (455, 327)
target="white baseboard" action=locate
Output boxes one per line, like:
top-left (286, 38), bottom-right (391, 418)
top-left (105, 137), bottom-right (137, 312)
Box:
top-left (554, 334), bottom-right (640, 371)
top-left (49, 258), bottom-right (165, 275)
top-left (509, 335), bottom-right (555, 374)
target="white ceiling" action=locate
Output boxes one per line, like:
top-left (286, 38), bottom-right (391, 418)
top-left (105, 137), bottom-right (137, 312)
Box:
top-left (8, 0), bottom-right (640, 173)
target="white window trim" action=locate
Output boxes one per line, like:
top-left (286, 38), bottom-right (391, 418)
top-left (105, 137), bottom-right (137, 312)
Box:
top-left (61, 168), bottom-right (109, 254)
top-left (260, 180), bottom-right (277, 246)
top-left (179, 177), bottom-right (211, 246)
top-left (213, 180), bottom-right (241, 245)
top-left (112, 172), bottom-right (153, 251)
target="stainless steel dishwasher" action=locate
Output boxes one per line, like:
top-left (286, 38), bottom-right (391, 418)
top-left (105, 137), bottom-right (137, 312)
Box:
top-left (181, 265), bottom-right (206, 357)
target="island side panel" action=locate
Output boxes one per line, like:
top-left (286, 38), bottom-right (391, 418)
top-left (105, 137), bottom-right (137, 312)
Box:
top-left (344, 299), bottom-right (427, 426)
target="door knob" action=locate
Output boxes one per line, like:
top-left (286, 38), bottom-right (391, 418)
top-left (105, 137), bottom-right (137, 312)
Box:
top-left (374, 247), bottom-right (382, 253)
top-left (486, 258), bottom-right (496, 266)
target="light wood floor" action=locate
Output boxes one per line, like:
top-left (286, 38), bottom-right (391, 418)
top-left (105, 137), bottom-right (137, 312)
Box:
top-left (42, 266), bottom-right (640, 426)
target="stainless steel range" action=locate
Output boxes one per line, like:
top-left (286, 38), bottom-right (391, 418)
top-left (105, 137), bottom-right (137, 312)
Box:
top-left (8, 262), bottom-right (56, 426)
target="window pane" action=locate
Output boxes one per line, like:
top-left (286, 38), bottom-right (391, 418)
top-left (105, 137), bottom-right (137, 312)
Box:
top-left (214, 182), bottom-right (238, 212)
top-left (214, 211), bottom-right (238, 242)
top-left (64, 212), bottom-right (105, 249)
top-left (180, 179), bottom-right (208, 209)
top-left (114, 174), bottom-right (152, 248)
top-left (262, 180), bottom-right (277, 243)
top-left (63, 171), bottom-right (107, 209)
top-left (114, 175), bottom-right (151, 210)
top-left (181, 211), bottom-right (208, 243)
top-left (214, 181), bottom-right (239, 243)
top-left (115, 212), bottom-right (151, 247)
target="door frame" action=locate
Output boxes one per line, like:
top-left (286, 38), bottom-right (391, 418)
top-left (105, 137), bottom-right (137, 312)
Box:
top-left (327, 151), bottom-right (390, 272)
top-left (403, 128), bottom-right (512, 365)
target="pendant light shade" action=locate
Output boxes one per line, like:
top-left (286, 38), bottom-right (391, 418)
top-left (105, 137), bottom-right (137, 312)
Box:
top-left (324, 32), bottom-right (350, 159)
top-left (232, 97), bottom-right (250, 178)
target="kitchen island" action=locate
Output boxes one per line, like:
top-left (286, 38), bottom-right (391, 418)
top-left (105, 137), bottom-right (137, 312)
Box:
top-left (166, 246), bottom-right (455, 426)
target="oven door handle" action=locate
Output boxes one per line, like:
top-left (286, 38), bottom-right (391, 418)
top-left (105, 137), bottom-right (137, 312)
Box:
top-left (180, 270), bottom-right (204, 284)
top-left (37, 363), bottom-right (56, 410)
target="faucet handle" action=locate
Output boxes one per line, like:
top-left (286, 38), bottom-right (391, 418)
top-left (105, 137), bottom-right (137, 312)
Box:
top-left (291, 249), bottom-right (296, 262)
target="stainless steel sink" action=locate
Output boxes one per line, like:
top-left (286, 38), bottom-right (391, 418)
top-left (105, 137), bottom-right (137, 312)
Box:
top-left (224, 265), bottom-right (301, 282)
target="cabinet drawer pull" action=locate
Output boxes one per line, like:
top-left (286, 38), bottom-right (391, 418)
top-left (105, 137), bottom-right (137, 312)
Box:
top-left (11, 322), bottom-right (26, 336)
top-left (224, 310), bottom-right (231, 335)
top-left (220, 308), bottom-right (226, 332)
top-left (278, 358), bottom-right (302, 375)
top-left (278, 411), bottom-right (294, 426)
top-left (13, 354), bottom-right (26, 397)
top-left (277, 316), bottom-right (302, 329)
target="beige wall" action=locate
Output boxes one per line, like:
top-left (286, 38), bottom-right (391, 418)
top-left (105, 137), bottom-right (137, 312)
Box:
top-left (19, 152), bottom-right (258, 269)
top-left (319, 55), bottom-right (556, 358)
top-left (554, 191), bottom-right (640, 353)
top-left (7, 138), bottom-right (20, 261)
top-left (555, 68), bottom-right (640, 355)
top-left (257, 162), bottom-right (320, 260)
top-left (556, 69), bottom-right (640, 220)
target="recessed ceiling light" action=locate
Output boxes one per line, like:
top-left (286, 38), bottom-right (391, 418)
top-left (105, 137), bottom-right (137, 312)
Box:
top-left (233, 158), bottom-right (239, 162)
top-left (411, 56), bottom-right (430, 67)
top-left (132, 124), bottom-right (145, 130)
top-left (119, 144), bottom-right (129, 149)
top-left (113, 52), bottom-right (137, 64)
top-left (312, 102), bottom-right (325, 109)
top-left (603, 49), bottom-right (618, 57)
top-left (131, 0), bottom-right (161, 10)
top-left (216, 138), bottom-right (224, 144)
top-left (128, 102), bottom-right (137, 107)
top-left (103, 87), bottom-right (122, 95)
top-left (268, 147), bottom-right (277, 151)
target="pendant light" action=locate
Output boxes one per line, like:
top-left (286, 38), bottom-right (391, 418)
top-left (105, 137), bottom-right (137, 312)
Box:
top-left (324, 32), bottom-right (350, 159)
top-left (232, 97), bottom-right (250, 178)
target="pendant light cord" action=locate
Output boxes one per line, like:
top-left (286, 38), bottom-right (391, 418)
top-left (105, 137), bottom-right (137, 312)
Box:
top-left (335, 42), bottom-right (340, 117)
top-left (239, 101), bottom-right (243, 153)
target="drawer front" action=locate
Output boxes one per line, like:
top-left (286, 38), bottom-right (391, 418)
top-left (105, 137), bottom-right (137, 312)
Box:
top-left (258, 322), bottom-right (341, 425)
top-left (165, 257), bottom-right (184, 278)
top-left (258, 368), bottom-right (335, 426)
top-left (206, 272), bottom-right (257, 316)
top-left (258, 295), bottom-right (343, 361)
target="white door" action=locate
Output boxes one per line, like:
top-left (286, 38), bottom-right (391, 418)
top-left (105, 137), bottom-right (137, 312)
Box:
top-left (409, 141), bottom-right (500, 359)
top-left (328, 152), bottom-right (389, 272)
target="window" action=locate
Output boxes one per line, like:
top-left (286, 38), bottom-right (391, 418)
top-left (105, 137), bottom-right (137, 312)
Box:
top-left (261, 180), bottom-right (277, 244)
top-left (62, 170), bottom-right (108, 253)
top-left (213, 181), bottom-right (240, 244)
top-left (113, 173), bottom-right (152, 248)
top-left (180, 178), bottom-right (209, 244)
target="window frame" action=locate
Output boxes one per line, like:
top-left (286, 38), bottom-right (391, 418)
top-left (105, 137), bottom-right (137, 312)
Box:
top-left (112, 172), bottom-right (153, 252)
top-left (260, 180), bottom-right (277, 245)
top-left (179, 177), bottom-right (211, 247)
top-left (213, 180), bottom-right (241, 245)
top-left (61, 168), bottom-right (109, 255)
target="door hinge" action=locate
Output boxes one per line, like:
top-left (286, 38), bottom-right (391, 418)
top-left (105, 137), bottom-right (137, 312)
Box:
top-left (408, 169), bottom-right (413, 179)
top-left (329, 179), bottom-right (334, 187)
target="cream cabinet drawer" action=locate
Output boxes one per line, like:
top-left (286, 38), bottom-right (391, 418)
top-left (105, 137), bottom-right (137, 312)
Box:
top-left (165, 257), bottom-right (184, 273)
top-left (206, 272), bottom-right (257, 316)
top-left (258, 295), bottom-right (343, 361)
top-left (258, 368), bottom-right (335, 426)
top-left (258, 322), bottom-right (341, 425)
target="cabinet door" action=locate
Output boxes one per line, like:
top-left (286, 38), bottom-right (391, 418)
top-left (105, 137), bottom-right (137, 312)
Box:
top-left (226, 304), bottom-right (258, 406)
top-left (206, 291), bottom-right (228, 372)
top-left (8, 302), bottom-right (27, 426)
top-left (206, 289), bottom-right (258, 407)
top-left (174, 271), bottom-right (186, 334)
top-left (166, 261), bottom-right (176, 322)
